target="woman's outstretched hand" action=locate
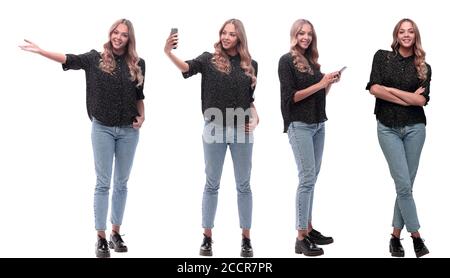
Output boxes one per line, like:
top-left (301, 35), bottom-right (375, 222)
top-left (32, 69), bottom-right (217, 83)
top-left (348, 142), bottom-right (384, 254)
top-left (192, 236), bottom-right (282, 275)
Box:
top-left (19, 39), bottom-right (42, 54)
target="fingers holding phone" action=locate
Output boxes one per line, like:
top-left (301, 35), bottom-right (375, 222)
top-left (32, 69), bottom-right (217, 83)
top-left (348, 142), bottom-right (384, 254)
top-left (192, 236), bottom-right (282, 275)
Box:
top-left (333, 66), bottom-right (347, 83)
top-left (164, 28), bottom-right (178, 54)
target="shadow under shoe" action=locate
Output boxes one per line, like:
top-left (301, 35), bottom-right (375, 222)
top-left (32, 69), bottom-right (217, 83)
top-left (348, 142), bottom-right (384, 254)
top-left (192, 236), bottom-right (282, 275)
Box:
top-left (241, 237), bottom-right (253, 258)
top-left (389, 235), bottom-right (405, 257)
top-left (109, 233), bottom-right (128, 253)
top-left (96, 236), bottom-right (110, 258)
top-left (309, 229), bottom-right (334, 245)
top-left (199, 234), bottom-right (213, 256)
top-left (295, 236), bottom-right (324, 256)
top-left (412, 236), bottom-right (429, 258)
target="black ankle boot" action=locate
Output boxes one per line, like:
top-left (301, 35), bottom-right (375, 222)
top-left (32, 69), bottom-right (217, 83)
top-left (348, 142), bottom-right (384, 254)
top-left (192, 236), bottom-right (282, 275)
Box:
top-left (109, 232), bottom-right (128, 252)
top-left (412, 236), bottom-right (429, 258)
top-left (199, 234), bottom-right (213, 256)
top-left (295, 236), bottom-right (324, 256)
top-left (241, 237), bottom-right (253, 258)
top-left (389, 235), bottom-right (404, 257)
top-left (96, 236), bottom-right (110, 258)
top-left (309, 229), bottom-right (334, 245)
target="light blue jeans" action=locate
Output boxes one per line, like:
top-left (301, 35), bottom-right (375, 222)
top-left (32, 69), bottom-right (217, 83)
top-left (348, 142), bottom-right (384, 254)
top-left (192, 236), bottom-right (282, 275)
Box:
top-left (202, 121), bottom-right (253, 230)
top-left (377, 121), bottom-right (425, 233)
top-left (91, 118), bottom-right (139, 231)
top-left (288, 121), bottom-right (325, 230)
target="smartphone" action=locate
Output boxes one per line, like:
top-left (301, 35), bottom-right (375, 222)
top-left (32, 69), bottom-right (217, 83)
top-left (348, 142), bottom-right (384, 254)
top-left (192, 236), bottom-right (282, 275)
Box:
top-left (339, 66), bottom-right (347, 74)
top-left (170, 28), bottom-right (178, 49)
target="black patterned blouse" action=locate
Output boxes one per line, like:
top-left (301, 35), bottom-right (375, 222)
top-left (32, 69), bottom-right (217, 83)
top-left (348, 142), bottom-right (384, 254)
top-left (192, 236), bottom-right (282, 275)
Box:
top-left (62, 50), bottom-right (145, 127)
top-left (278, 52), bottom-right (327, 133)
top-left (183, 52), bottom-right (257, 126)
top-left (366, 49), bottom-right (431, 128)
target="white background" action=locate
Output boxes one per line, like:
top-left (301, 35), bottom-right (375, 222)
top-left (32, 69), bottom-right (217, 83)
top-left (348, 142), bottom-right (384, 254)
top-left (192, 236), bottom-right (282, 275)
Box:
top-left (1, 0), bottom-right (448, 258)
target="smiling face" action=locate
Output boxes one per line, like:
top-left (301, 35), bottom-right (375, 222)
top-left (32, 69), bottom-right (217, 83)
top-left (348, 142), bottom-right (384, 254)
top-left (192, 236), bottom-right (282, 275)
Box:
top-left (110, 23), bottom-right (129, 55)
top-left (296, 23), bottom-right (313, 53)
top-left (220, 23), bottom-right (238, 55)
top-left (397, 21), bottom-right (415, 50)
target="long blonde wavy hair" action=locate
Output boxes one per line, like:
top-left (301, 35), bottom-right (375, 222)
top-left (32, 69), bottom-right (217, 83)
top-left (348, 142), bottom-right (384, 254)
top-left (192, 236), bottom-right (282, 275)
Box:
top-left (289, 19), bottom-right (320, 75)
top-left (99, 19), bottom-right (144, 87)
top-left (212, 19), bottom-right (256, 88)
top-left (391, 18), bottom-right (427, 81)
